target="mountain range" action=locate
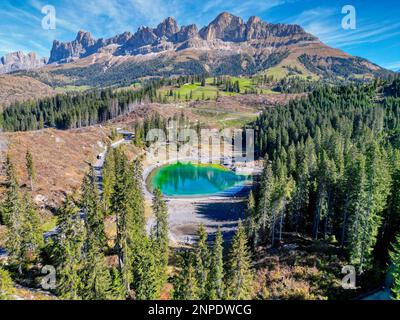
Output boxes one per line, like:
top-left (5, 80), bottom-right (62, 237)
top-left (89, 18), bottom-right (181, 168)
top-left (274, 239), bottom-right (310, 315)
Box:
top-left (0, 51), bottom-right (47, 74)
top-left (0, 12), bottom-right (393, 90)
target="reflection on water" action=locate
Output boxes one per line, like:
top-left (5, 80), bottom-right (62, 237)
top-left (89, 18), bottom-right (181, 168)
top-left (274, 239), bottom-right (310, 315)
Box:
top-left (150, 162), bottom-right (250, 196)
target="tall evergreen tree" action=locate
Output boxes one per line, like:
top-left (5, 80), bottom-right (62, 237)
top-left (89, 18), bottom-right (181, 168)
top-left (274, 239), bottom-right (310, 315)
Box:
top-left (132, 236), bottom-right (160, 300)
top-left (195, 225), bottom-right (209, 299)
top-left (1, 155), bottom-right (20, 226)
top-left (256, 164), bottom-right (274, 244)
top-left (108, 267), bottom-right (126, 300)
top-left (112, 149), bottom-right (147, 296)
top-left (80, 237), bottom-right (112, 300)
top-left (20, 193), bottom-right (44, 265)
top-left (112, 149), bottom-right (134, 294)
top-left (25, 149), bottom-right (36, 191)
top-left (226, 222), bottom-right (253, 300)
top-left (80, 168), bottom-right (112, 300)
top-left (347, 144), bottom-right (391, 272)
top-left (173, 251), bottom-right (199, 300)
top-left (152, 188), bottom-right (169, 294)
top-left (0, 268), bottom-right (14, 300)
top-left (81, 167), bottom-right (106, 249)
top-left (102, 148), bottom-right (116, 214)
top-left (55, 196), bottom-right (86, 300)
top-left (389, 234), bottom-right (400, 300)
top-left (206, 228), bottom-right (225, 300)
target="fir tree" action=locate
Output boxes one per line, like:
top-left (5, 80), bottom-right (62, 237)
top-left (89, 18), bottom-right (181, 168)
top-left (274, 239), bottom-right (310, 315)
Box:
top-left (173, 251), bottom-right (199, 300)
top-left (81, 167), bottom-right (106, 249)
top-left (108, 267), bottom-right (126, 300)
top-left (256, 164), bottom-right (274, 244)
top-left (389, 234), bottom-right (400, 300)
top-left (0, 268), bottom-right (14, 300)
top-left (80, 236), bottom-right (112, 300)
top-left (206, 228), bottom-right (225, 300)
top-left (102, 148), bottom-right (116, 215)
top-left (112, 150), bottom-right (146, 296)
top-left (20, 193), bottom-right (44, 265)
top-left (80, 168), bottom-right (111, 300)
top-left (226, 222), bottom-right (253, 300)
top-left (55, 196), bottom-right (86, 300)
top-left (195, 224), bottom-right (209, 299)
top-left (152, 188), bottom-right (169, 293)
top-left (132, 236), bottom-right (160, 300)
top-left (1, 155), bottom-right (20, 226)
top-left (25, 149), bottom-right (36, 191)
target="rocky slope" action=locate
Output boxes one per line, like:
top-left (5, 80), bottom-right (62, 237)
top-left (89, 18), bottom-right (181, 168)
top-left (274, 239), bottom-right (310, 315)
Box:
top-left (0, 51), bottom-right (47, 74)
top-left (0, 75), bottom-right (55, 108)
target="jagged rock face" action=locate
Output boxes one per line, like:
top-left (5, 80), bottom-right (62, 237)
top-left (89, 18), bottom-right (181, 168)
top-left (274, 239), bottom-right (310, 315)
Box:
top-left (128, 26), bottom-right (158, 48)
top-left (48, 12), bottom-right (318, 64)
top-left (75, 30), bottom-right (96, 47)
top-left (155, 17), bottom-right (180, 39)
top-left (0, 51), bottom-right (47, 74)
top-left (49, 30), bottom-right (98, 63)
top-left (174, 24), bottom-right (199, 42)
top-left (199, 12), bottom-right (247, 42)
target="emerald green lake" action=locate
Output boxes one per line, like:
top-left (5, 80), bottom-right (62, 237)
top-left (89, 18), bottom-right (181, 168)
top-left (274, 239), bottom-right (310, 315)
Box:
top-left (149, 162), bottom-right (250, 197)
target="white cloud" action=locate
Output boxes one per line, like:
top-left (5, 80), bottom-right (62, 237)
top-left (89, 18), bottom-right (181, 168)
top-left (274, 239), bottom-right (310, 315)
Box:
top-left (382, 61), bottom-right (400, 71)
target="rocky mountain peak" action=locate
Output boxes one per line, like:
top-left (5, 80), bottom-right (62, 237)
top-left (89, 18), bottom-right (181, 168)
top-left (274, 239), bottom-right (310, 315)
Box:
top-left (174, 24), bottom-right (199, 42)
top-left (75, 30), bottom-right (96, 46)
top-left (130, 26), bottom-right (157, 47)
top-left (200, 12), bottom-right (246, 42)
top-left (0, 51), bottom-right (47, 74)
top-left (155, 17), bottom-right (180, 38)
top-left (247, 16), bottom-right (262, 25)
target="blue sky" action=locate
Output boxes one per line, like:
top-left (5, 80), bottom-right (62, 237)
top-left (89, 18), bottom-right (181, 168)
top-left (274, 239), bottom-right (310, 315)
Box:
top-left (0, 0), bottom-right (399, 70)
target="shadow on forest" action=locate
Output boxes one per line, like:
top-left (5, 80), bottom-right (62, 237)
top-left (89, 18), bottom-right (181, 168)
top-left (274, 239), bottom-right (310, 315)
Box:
top-left (192, 201), bottom-right (247, 242)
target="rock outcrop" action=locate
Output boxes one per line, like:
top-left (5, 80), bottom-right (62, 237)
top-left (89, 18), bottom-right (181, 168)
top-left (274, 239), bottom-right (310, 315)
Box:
top-left (0, 51), bottom-right (47, 74)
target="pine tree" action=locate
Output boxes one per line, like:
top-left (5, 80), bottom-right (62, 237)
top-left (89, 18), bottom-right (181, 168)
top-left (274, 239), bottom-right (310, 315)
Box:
top-left (3, 156), bottom-right (24, 273)
top-left (20, 193), bottom-right (44, 265)
top-left (345, 152), bottom-right (368, 267)
top-left (3, 157), bottom-right (43, 272)
top-left (102, 148), bottom-right (116, 215)
top-left (389, 234), bottom-right (400, 300)
top-left (132, 236), bottom-right (160, 300)
top-left (206, 228), bottom-right (225, 300)
top-left (313, 151), bottom-right (336, 239)
top-left (195, 224), bottom-right (209, 299)
top-left (270, 160), bottom-right (294, 244)
top-left (245, 190), bottom-right (257, 247)
top-left (347, 144), bottom-right (391, 272)
top-left (108, 267), bottom-right (126, 300)
top-left (173, 251), bottom-right (199, 300)
top-left (256, 164), bottom-right (274, 244)
top-left (152, 188), bottom-right (169, 293)
top-left (1, 155), bottom-right (20, 226)
top-left (25, 149), bottom-right (36, 191)
top-left (112, 149), bottom-right (134, 294)
top-left (0, 268), bottom-right (14, 300)
top-left (358, 143), bottom-right (391, 271)
top-left (226, 222), bottom-right (253, 300)
top-left (55, 196), bottom-right (86, 300)
top-left (81, 168), bottom-right (106, 249)
top-left (290, 159), bottom-right (309, 232)
top-left (112, 150), bottom-right (146, 296)
top-left (381, 149), bottom-right (400, 257)
top-left (80, 236), bottom-right (112, 300)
